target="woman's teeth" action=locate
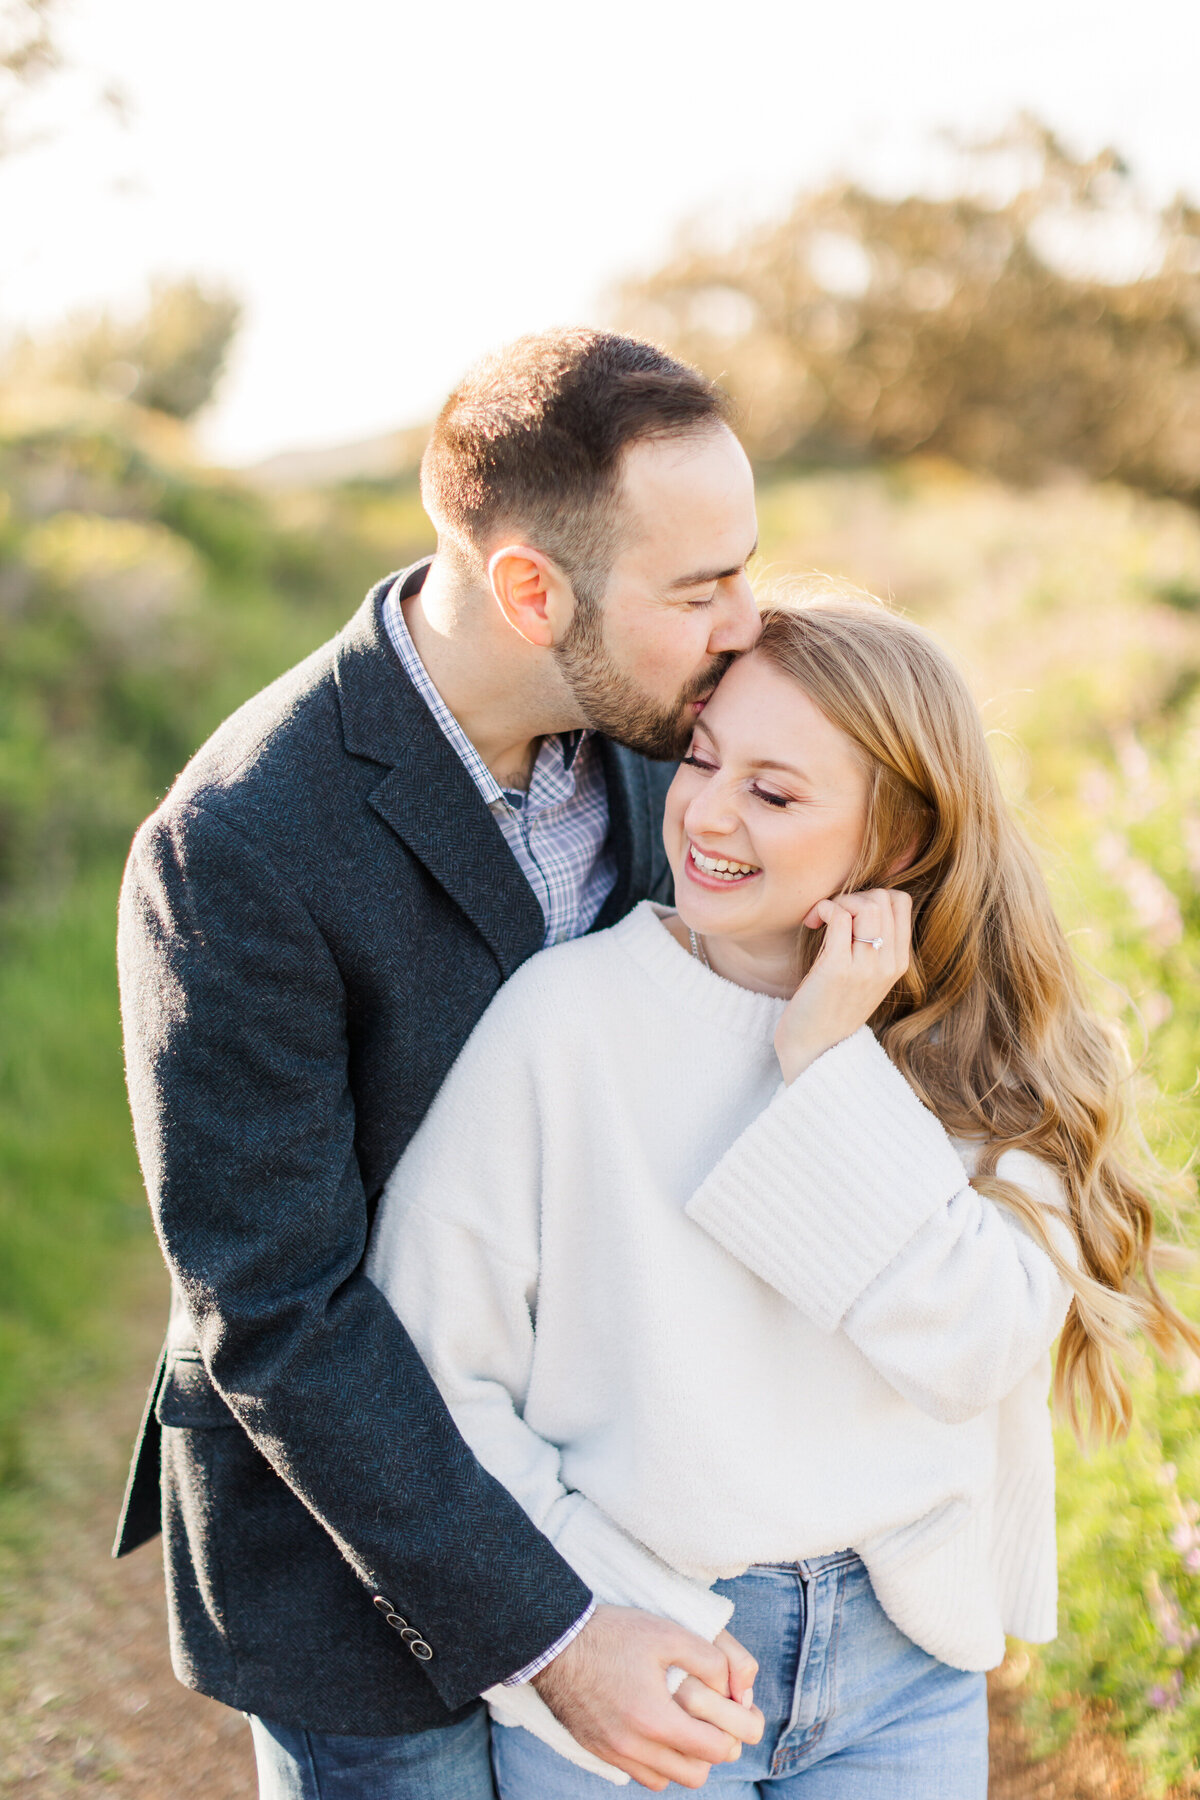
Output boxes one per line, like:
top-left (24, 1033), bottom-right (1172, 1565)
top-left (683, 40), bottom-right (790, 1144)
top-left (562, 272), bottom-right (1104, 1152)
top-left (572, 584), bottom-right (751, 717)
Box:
top-left (689, 845), bottom-right (760, 882)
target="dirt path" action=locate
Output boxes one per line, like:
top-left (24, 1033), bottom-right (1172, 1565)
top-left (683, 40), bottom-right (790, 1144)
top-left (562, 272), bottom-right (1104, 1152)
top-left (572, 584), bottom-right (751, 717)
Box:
top-left (0, 1259), bottom-right (1165, 1798)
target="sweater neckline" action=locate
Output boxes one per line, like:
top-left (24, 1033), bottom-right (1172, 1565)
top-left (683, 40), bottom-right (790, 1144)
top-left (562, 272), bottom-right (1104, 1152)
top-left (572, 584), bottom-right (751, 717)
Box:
top-left (611, 901), bottom-right (789, 1044)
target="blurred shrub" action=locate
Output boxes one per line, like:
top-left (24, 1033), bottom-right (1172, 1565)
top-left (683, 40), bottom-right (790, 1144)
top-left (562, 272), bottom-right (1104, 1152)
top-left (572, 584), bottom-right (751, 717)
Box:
top-left (619, 117), bottom-right (1200, 505)
top-left (0, 395), bottom-right (428, 907)
top-left (13, 279), bottom-right (241, 420)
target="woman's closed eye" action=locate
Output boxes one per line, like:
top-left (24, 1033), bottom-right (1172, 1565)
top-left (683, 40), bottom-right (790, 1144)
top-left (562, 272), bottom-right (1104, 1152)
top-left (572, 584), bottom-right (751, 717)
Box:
top-left (683, 754), bottom-right (793, 809)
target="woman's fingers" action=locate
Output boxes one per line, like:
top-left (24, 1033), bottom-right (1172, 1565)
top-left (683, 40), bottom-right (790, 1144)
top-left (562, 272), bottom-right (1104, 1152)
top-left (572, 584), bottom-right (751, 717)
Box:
top-left (814, 897), bottom-right (853, 963)
top-left (713, 1628), bottom-right (758, 1706)
top-left (849, 898), bottom-right (885, 954)
top-left (823, 888), bottom-right (912, 976)
top-left (888, 888), bottom-right (913, 972)
top-left (673, 1676), bottom-right (765, 1754)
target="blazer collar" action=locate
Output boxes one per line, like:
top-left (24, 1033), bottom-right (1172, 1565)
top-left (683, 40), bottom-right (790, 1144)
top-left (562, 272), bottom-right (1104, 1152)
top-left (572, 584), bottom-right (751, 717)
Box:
top-left (591, 738), bottom-right (654, 933)
top-left (333, 565), bottom-right (664, 972)
top-left (334, 568), bottom-right (545, 976)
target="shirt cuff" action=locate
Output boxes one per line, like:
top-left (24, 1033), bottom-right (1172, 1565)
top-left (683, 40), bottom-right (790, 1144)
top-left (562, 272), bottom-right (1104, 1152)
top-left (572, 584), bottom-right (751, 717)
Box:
top-left (500, 1600), bottom-right (597, 1687)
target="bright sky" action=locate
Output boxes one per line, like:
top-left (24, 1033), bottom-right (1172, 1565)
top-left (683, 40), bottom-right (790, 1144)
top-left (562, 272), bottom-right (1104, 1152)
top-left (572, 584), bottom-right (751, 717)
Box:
top-left (2, 0), bottom-right (1198, 464)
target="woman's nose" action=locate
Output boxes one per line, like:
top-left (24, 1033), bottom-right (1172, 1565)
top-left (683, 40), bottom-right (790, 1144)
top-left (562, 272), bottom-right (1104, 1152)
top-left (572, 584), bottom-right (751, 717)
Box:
top-left (685, 780), bottom-right (741, 839)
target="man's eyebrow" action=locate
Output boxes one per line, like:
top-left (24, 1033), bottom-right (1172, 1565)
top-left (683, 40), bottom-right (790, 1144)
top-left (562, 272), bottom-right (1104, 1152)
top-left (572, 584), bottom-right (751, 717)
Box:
top-left (667, 539), bottom-right (758, 591)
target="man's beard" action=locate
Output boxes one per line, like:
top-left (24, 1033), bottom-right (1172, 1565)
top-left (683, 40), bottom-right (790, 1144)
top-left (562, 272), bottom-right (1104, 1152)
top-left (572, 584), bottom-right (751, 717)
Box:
top-left (554, 598), bottom-right (734, 761)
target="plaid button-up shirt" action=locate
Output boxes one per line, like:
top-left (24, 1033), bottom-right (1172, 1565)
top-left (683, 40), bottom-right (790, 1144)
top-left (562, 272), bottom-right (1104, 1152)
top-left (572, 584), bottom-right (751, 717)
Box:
top-left (382, 563), bottom-right (604, 1678)
top-left (383, 567), bottom-right (616, 950)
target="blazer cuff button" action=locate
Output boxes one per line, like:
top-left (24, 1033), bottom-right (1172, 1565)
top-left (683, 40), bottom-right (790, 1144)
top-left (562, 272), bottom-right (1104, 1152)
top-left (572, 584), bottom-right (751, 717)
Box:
top-left (411, 1640), bottom-right (434, 1661)
top-left (373, 1597), bottom-right (409, 1631)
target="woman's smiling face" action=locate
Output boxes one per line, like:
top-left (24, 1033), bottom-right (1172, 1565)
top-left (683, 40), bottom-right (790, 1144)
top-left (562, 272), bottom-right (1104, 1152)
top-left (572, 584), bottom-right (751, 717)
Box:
top-left (664, 650), bottom-right (872, 954)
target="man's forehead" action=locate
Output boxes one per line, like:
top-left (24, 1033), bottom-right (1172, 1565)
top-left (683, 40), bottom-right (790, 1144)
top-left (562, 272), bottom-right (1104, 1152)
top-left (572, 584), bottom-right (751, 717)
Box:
top-left (618, 424), bottom-right (745, 488)
top-left (615, 427), bottom-right (756, 549)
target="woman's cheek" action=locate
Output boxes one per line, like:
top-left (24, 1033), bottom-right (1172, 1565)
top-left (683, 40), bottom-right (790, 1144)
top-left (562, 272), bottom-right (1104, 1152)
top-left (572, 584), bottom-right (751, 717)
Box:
top-left (662, 780), bottom-right (690, 865)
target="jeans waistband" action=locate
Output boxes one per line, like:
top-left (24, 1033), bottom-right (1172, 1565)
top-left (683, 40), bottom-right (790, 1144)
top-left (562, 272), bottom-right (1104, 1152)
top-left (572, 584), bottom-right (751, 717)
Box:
top-left (750, 1550), bottom-right (862, 1576)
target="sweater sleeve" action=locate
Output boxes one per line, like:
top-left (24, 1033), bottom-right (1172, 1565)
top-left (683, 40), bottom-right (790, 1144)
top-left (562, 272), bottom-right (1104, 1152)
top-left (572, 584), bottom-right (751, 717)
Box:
top-left (365, 992), bottom-right (733, 1649)
top-left (684, 1027), bottom-right (1076, 1424)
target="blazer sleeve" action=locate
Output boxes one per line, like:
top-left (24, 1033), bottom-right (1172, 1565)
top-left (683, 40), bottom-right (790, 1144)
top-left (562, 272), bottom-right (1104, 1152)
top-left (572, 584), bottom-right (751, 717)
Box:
top-left (684, 1027), bottom-right (1076, 1424)
top-left (118, 799), bottom-right (591, 1710)
top-left (365, 995), bottom-right (734, 1647)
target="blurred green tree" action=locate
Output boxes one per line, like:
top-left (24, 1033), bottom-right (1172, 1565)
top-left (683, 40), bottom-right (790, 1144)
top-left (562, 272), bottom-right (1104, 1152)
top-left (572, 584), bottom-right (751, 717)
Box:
top-left (28, 278), bottom-right (244, 419)
top-left (617, 116), bottom-right (1200, 505)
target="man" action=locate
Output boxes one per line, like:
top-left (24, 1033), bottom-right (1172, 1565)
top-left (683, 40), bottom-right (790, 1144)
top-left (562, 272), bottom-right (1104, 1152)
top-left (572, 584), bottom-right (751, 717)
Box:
top-left (114, 328), bottom-right (763, 1797)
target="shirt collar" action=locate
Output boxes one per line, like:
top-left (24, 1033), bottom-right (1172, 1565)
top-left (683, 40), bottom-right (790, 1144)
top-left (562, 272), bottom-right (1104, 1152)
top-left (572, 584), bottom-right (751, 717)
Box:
top-left (386, 559), bottom-right (592, 802)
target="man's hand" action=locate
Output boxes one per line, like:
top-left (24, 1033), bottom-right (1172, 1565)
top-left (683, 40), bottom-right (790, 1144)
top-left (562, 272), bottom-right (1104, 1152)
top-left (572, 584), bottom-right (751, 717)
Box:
top-left (532, 1605), bottom-right (763, 1791)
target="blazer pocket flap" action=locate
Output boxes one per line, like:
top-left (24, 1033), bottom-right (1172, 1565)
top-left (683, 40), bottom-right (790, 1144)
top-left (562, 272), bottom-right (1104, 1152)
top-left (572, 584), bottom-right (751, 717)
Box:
top-left (155, 1354), bottom-right (238, 1429)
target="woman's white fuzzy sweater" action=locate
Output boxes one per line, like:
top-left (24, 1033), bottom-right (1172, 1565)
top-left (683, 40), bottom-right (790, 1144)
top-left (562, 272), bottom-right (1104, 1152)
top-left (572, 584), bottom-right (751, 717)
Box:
top-left (367, 902), bottom-right (1074, 1767)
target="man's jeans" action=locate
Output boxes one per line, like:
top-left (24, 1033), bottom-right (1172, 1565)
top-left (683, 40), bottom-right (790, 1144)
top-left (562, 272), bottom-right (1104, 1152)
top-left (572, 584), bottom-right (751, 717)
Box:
top-left (249, 1703), bottom-right (496, 1800)
top-left (493, 1553), bottom-right (989, 1799)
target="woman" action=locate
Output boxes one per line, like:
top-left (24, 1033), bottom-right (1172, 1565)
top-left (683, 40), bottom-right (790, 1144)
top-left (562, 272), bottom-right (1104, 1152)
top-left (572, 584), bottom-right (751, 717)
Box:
top-left (366, 581), bottom-right (1196, 1796)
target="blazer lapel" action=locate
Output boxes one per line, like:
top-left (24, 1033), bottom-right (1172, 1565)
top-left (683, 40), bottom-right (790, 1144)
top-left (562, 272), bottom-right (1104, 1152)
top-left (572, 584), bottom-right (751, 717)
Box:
top-left (334, 578), bottom-right (545, 977)
top-left (592, 738), bottom-right (654, 932)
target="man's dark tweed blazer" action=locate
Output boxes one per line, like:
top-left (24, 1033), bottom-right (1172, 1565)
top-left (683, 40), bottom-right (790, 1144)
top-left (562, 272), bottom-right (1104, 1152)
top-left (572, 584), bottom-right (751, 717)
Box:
top-left (114, 568), bottom-right (675, 1735)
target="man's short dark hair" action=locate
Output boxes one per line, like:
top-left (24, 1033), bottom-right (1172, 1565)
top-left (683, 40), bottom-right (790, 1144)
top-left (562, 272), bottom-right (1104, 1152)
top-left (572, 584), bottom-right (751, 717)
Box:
top-left (420, 328), bottom-right (733, 602)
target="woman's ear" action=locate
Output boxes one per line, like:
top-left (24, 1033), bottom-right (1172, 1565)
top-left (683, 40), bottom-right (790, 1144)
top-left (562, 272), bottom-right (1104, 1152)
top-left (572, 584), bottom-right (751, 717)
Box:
top-left (886, 834), bottom-right (923, 880)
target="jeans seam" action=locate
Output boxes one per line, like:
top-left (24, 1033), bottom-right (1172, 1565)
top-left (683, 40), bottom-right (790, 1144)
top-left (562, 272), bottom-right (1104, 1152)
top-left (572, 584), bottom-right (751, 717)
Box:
top-left (805, 1562), bottom-right (852, 1756)
top-left (772, 1569), bottom-right (813, 1775)
top-left (776, 1564), bottom-right (849, 1769)
top-left (299, 1727), bottom-right (326, 1800)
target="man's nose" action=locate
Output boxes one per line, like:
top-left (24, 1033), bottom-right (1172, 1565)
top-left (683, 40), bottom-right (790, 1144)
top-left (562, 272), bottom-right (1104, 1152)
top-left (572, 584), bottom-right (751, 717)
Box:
top-left (707, 571), bottom-right (762, 656)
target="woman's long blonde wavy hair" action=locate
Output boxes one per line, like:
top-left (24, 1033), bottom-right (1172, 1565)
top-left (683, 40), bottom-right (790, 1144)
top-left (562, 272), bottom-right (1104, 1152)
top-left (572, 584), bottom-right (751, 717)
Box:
top-left (758, 577), bottom-right (1198, 1439)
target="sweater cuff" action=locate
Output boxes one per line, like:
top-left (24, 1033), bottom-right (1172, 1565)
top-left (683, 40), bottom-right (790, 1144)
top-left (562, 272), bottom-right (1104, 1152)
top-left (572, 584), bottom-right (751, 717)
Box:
top-left (483, 1682), bottom-right (630, 1785)
top-left (684, 1027), bottom-right (969, 1331)
top-left (550, 1495), bottom-right (734, 1644)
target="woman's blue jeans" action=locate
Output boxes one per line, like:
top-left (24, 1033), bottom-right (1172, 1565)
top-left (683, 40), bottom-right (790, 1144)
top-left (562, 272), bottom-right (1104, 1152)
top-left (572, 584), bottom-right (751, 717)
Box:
top-left (492, 1553), bottom-right (989, 1798)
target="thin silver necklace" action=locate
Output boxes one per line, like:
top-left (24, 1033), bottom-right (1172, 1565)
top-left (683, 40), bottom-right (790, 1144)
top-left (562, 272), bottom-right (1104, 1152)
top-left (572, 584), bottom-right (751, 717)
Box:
top-left (687, 927), bottom-right (711, 970)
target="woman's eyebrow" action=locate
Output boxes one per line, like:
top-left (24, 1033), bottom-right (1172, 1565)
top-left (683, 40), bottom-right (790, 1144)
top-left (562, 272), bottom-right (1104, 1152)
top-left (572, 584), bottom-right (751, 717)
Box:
top-left (749, 756), bottom-right (810, 782)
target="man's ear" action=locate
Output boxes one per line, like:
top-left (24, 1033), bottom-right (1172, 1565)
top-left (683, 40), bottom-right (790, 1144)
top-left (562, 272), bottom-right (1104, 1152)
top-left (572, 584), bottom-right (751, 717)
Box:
top-left (488, 546), bottom-right (575, 649)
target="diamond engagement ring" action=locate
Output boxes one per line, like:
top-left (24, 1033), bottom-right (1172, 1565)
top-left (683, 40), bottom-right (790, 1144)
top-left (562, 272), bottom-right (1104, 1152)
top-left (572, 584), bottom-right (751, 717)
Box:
top-left (855, 936), bottom-right (885, 949)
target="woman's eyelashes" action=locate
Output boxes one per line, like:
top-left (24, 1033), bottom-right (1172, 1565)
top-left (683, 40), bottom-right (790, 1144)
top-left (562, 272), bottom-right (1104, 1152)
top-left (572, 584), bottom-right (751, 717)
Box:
top-left (682, 754), bottom-right (793, 810)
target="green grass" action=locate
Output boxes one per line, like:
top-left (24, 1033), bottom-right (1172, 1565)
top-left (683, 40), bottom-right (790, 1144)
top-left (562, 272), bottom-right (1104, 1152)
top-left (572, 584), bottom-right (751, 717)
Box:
top-left (0, 860), bottom-right (153, 1501)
